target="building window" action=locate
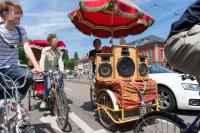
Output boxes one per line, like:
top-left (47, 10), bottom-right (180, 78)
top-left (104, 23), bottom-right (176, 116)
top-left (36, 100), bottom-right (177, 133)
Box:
top-left (147, 49), bottom-right (152, 59)
top-left (160, 49), bottom-right (164, 58)
top-left (140, 51), bottom-right (145, 55)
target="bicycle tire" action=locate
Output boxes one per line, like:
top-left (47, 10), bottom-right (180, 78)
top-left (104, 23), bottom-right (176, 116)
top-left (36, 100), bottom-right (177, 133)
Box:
top-left (134, 111), bottom-right (187, 133)
top-left (22, 125), bottom-right (35, 133)
top-left (96, 90), bottom-right (117, 132)
top-left (55, 81), bottom-right (69, 130)
top-left (28, 90), bottom-right (31, 111)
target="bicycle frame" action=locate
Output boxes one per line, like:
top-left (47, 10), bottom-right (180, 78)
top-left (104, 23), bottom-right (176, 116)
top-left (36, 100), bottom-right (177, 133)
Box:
top-left (2, 83), bottom-right (10, 132)
top-left (0, 72), bottom-right (31, 133)
top-left (184, 112), bottom-right (200, 133)
top-left (95, 98), bottom-right (159, 124)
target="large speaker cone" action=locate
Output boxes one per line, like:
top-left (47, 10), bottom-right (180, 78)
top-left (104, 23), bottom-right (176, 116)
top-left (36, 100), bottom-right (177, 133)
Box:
top-left (117, 57), bottom-right (135, 77)
top-left (139, 63), bottom-right (148, 76)
top-left (98, 63), bottom-right (112, 77)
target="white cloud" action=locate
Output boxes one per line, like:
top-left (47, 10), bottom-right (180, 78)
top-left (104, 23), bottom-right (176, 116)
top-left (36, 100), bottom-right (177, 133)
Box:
top-left (26, 22), bottom-right (69, 38)
top-left (22, 11), bottom-right (73, 39)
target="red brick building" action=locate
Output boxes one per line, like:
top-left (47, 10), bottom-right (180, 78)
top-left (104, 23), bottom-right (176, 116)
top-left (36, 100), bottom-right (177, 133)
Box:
top-left (128, 35), bottom-right (166, 64)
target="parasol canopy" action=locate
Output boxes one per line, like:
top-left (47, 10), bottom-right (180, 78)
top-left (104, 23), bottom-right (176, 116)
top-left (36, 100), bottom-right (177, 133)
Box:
top-left (29, 40), bottom-right (66, 61)
top-left (29, 40), bottom-right (66, 50)
top-left (68, 0), bottom-right (154, 38)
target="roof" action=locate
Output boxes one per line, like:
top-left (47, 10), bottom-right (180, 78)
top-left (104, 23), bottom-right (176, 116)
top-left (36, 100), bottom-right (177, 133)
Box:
top-left (128, 35), bottom-right (165, 47)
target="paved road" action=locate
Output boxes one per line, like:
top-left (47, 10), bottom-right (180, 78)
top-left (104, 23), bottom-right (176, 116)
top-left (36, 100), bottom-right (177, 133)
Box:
top-left (21, 81), bottom-right (199, 133)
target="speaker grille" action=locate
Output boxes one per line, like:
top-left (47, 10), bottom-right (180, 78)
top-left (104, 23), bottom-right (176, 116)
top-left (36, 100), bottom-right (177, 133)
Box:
top-left (117, 57), bottom-right (135, 77)
top-left (98, 63), bottom-right (112, 77)
top-left (139, 63), bottom-right (148, 76)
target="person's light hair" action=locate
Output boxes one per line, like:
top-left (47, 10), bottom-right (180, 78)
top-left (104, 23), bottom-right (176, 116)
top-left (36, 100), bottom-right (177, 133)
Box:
top-left (0, 1), bottom-right (23, 20)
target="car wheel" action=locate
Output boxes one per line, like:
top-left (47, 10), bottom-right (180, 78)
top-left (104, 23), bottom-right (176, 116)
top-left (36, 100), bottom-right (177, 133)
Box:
top-left (158, 86), bottom-right (176, 112)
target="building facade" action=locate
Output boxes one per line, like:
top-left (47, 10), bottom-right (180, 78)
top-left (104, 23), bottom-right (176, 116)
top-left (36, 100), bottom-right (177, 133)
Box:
top-left (74, 56), bottom-right (90, 78)
top-left (128, 35), bottom-right (166, 65)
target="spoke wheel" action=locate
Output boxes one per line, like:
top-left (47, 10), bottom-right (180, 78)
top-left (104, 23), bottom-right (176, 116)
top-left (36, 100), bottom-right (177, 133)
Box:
top-left (97, 90), bottom-right (117, 131)
top-left (55, 81), bottom-right (69, 130)
top-left (135, 111), bottom-right (187, 133)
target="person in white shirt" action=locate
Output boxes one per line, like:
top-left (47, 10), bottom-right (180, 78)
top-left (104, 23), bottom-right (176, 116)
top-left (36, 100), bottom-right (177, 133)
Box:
top-left (39, 34), bottom-right (64, 109)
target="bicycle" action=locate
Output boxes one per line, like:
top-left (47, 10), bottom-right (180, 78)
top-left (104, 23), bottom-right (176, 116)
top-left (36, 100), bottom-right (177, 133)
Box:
top-left (0, 71), bottom-right (35, 133)
top-left (52, 70), bottom-right (69, 130)
top-left (134, 75), bottom-right (200, 133)
top-left (28, 69), bottom-right (69, 131)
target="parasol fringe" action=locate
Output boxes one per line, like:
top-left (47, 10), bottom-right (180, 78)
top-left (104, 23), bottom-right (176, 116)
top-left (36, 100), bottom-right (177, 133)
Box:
top-left (79, 1), bottom-right (109, 12)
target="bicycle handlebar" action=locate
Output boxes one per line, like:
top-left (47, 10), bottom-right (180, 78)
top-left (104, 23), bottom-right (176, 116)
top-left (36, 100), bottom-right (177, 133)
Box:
top-left (0, 70), bottom-right (35, 90)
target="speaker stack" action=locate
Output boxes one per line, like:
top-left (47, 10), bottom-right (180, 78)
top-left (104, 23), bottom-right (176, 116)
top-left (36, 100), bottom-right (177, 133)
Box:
top-left (96, 45), bottom-right (149, 81)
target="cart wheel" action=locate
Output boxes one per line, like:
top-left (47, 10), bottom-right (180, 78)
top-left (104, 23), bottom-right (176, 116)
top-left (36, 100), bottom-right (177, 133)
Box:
top-left (97, 90), bottom-right (118, 131)
top-left (90, 86), bottom-right (97, 108)
top-left (28, 90), bottom-right (31, 111)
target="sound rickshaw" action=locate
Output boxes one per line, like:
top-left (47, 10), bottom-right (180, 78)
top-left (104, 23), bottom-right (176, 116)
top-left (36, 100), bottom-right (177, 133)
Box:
top-left (68, 0), bottom-right (189, 132)
top-left (28, 40), bottom-right (69, 130)
top-left (88, 45), bottom-right (159, 131)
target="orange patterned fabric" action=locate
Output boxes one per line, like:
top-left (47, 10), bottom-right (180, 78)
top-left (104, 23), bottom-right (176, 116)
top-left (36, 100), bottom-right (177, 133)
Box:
top-left (96, 79), bottom-right (158, 109)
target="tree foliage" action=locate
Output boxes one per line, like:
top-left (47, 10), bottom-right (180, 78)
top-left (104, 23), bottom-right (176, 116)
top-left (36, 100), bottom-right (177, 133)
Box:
top-left (18, 44), bottom-right (27, 64)
top-left (74, 51), bottom-right (79, 60)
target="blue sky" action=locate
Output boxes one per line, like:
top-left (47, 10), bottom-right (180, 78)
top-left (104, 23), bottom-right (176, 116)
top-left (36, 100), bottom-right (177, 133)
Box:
top-left (8, 0), bottom-right (196, 58)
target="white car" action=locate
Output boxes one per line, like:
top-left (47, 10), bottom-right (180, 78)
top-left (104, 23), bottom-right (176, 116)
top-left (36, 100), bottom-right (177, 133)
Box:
top-left (148, 64), bottom-right (200, 111)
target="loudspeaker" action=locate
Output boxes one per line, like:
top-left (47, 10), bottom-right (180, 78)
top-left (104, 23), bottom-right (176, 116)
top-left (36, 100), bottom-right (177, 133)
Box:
top-left (96, 53), bottom-right (114, 81)
top-left (112, 45), bottom-right (137, 81)
top-left (135, 55), bottom-right (149, 81)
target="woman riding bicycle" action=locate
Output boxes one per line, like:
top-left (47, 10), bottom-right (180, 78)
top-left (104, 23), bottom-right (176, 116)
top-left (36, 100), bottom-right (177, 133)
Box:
top-left (0, 1), bottom-right (43, 102)
top-left (39, 34), bottom-right (64, 109)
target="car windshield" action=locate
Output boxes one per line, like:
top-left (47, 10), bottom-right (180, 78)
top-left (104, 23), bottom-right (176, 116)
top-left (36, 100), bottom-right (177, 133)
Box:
top-left (148, 64), bottom-right (173, 74)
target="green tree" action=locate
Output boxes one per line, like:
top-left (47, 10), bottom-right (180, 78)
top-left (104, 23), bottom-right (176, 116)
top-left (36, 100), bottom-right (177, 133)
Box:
top-left (66, 58), bottom-right (77, 70)
top-left (18, 44), bottom-right (27, 64)
top-left (65, 50), bottom-right (69, 61)
top-left (63, 50), bottom-right (70, 69)
top-left (74, 51), bottom-right (79, 60)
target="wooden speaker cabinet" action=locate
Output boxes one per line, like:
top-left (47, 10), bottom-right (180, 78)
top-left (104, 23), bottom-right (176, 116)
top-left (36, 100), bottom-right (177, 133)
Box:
top-left (96, 53), bottom-right (114, 81)
top-left (112, 45), bottom-right (137, 81)
top-left (135, 55), bottom-right (149, 81)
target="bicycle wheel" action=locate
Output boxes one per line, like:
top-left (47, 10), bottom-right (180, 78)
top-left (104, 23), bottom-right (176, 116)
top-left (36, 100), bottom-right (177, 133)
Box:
top-left (90, 86), bottom-right (97, 108)
top-left (15, 121), bottom-right (35, 133)
top-left (134, 111), bottom-right (187, 133)
top-left (28, 90), bottom-right (31, 111)
top-left (97, 90), bottom-right (118, 131)
top-left (55, 81), bottom-right (69, 130)
top-left (22, 125), bottom-right (35, 133)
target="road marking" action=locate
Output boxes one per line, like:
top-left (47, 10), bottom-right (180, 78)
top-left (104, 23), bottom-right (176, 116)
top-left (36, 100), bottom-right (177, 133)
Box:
top-left (39, 111), bottom-right (107, 133)
top-left (39, 114), bottom-right (62, 133)
top-left (69, 112), bottom-right (107, 133)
